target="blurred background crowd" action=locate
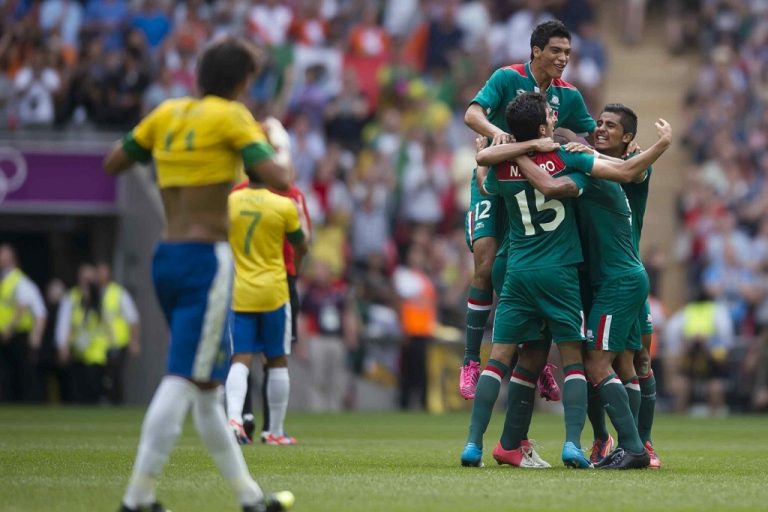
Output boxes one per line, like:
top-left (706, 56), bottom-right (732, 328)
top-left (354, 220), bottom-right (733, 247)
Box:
top-left (1, 0), bottom-right (768, 416)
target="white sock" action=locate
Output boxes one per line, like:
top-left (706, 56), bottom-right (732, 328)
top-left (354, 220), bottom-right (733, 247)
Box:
top-left (267, 367), bottom-right (290, 437)
top-left (225, 362), bottom-right (249, 424)
top-left (123, 376), bottom-right (197, 508)
top-left (193, 385), bottom-right (264, 506)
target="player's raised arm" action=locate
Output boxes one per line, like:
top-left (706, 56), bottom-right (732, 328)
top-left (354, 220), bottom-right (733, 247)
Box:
top-left (515, 154), bottom-right (583, 199)
top-left (589, 119), bottom-right (672, 183)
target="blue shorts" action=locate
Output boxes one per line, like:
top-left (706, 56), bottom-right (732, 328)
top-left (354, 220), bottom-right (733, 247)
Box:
top-left (229, 304), bottom-right (291, 358)
top-left (152, 242), bottom-right (233, 382)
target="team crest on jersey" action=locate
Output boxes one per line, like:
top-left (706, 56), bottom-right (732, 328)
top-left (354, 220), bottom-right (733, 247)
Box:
top-left (551, 96), bottom-right (560, 105)
top-left (516, 89), bottom-right (526, 96)
top-left (496, 152), bottom-right (566, 181)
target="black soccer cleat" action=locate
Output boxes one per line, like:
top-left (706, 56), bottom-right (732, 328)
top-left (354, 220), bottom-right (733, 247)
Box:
top-left (118, 502), bottom-right (167, 512)
top-left (596, 447), bottom-right (650, 470)
top-left (242, 491), bottom-right (295, 512)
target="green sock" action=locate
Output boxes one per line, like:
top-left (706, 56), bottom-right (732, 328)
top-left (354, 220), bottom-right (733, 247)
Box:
top-left (463, 287), bottom-right (493, 365)
top-left (500, 366), bottom-right (537, 450)
top-left (466, 359), bottom-right (509, 448)
top-left (623, 375), bottom-right (641, 424)
top-left (562, 364), bottom-right (588, 448)
top-left (638, 371), bottom-right (656, 445)
top-left (598, 374), bottom-right (644, 453)
top-left (587, 383), bottom-right (609, 441)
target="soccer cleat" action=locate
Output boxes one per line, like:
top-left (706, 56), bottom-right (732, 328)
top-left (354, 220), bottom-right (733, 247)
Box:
top-left (459, 360), bottom-right (481, 400)
top-left (260, 430), bottom-right (270, 444)
top-left (118, 502), bottom-right (167, 512)
top-left (243, 413), bottom-right (256, 441)
top-left (596, 447), bottom-right (650, 470)
top-left (229, 419), bottom-right (252, 445)
top-left (537, 363), bottom-right (561, 401)
top-left (645, 441), bottom-right (662, 469)
top-left (521, 439), bottom-right (552, 468)
top-left (242, 491), bottom-right (296, 512)
top-left (589, 434), bottom-right (614, 465)
top-left (562, 441), bottom-right (593, 469)
top-left (460, 442), bottom-right (484, 467)
top-left (492, 442), bottom-right (549, 468)
top-left (264, 433), bottom-right (297, 446)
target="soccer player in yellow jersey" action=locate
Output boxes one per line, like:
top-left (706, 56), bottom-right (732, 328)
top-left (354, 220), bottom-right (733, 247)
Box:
top-left (225, 161), bottom-right (307, 446)
top-left (104, 37), bottom-right (294, 512)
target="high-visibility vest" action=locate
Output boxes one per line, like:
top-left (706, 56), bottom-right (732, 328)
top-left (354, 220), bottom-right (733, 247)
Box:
top-left (102, 282), bottom-right (130, 349)
top-left (400, 272), bottom-right (437, 337)
top-left (683, 302), bottom-right (717, 339)
top-left (0, 268), bottom-right (33, 333)
top-left (68, 288), bottom-right (108, 365)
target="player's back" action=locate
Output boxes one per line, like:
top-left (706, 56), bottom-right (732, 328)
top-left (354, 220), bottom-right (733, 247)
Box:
top-left (229, 187), bottom-right (297, 312)
top-left (487, 149), bottom-right (587, 271)
top-left (577, 178), bottom-right (644, 284)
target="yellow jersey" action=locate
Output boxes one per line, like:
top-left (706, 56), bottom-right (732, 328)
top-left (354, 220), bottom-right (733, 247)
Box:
top-left (122, 96), bottom-right (274, 188)
top-left (229, 187), bottom-right (304, 312)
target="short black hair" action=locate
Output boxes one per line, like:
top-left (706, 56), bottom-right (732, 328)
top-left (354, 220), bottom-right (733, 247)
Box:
top-left (530, 20), bottom-right (571, 60)
top-left (505, 92), bottom-right (549, 142)
top-left (197, 37), bottom-right (261, 98)
top-left (601, 103), bottom-right (638, 138)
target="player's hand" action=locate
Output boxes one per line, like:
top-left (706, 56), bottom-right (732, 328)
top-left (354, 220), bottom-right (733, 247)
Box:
top-left (563, 142), bottom-right (592, 153)
top-left (474, 135), bottom-right (488, 153)
top-left (531, 137), bottom-right (560, 152)
top-left (655, 118), bottom-right (672, 145)
top-left (490, 131), bottom-right (513, 146)
top-left (625, 140), bottom-right (642, 157)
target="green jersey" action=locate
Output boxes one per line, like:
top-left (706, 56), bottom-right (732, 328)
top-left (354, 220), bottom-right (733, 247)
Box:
top-left (577, 178), bottom-right (645, 284)
top-left (485, 148), bottom-right (593, 271)
top-left (472, 62), bottom-right (596, 135)
top-left (621, 163), bottom-right (653, 253)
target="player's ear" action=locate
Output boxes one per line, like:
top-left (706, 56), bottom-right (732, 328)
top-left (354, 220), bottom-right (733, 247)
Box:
top-left (622, 133), bottom-right (635, 144)
top-left (532, 46), bottom-right (542, 59)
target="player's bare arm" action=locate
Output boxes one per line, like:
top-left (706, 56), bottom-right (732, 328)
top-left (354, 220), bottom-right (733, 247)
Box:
top-left (515, 154), bottom-right (581, 199)
top-left (465, 103), bottom-right (513, 144)
top-left (476, 138), bottom-right (559, 166)
top-left (104, 142), bottom-right (136, 175)
top-left (590, 119), bottom-right (672, 183)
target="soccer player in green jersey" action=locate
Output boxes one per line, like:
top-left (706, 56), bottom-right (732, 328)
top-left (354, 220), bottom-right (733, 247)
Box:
top-left (460, 19), bottom-right (596, 401)
top-left (511, 97), bottom-right (673, 469)
top-left (580, 104), bottom-right (662, 468)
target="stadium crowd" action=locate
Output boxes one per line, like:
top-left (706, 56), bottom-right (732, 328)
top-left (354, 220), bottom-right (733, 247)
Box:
top-left (3, 0), bottom-right (768, 415)
top-left (673, 0), bottom-right (768, 413)
top-left (1, 0), bottom-right (609, 409)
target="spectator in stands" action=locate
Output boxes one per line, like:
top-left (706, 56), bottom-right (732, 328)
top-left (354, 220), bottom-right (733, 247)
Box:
top-left (143, 65), bottom-right (189, 114)
top-left (130, 0), bottom-right (172, 51)
top-left (324, 69), bottom-right (370, 152)
top-left (14, 43), bottom-right (61, 127)
top-left (300, 259), bottom-right (359, 411)
top-left (665, 288), bottom-right (734, 416)
top-left (504, 0), bottom-right (554, 63)
top-left (702, 241), bottom-right (763, 334)
top-left (39, 0), bottom-right (83, 61)
top-left (82, 0), bottom-right (128, 51)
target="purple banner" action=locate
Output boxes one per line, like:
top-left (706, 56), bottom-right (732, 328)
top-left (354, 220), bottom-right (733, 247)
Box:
top-left (0, 146), bottom-right (117, 213)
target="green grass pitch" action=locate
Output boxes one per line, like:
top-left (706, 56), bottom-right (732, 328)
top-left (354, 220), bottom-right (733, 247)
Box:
top-left (1, 407), bottom-right (767, 511)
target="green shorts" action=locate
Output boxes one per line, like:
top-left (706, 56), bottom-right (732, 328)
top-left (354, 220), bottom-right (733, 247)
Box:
top-left (638, 299), bottom-right (653, 335)
top-left (465, 170), bottom-right (502, 251)
top-left (493, 265), bottom-right (586, 345)
top-left (586, 270), bottom-right (649, 353)
top-left (491, 238), bottom-right (508, 297)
